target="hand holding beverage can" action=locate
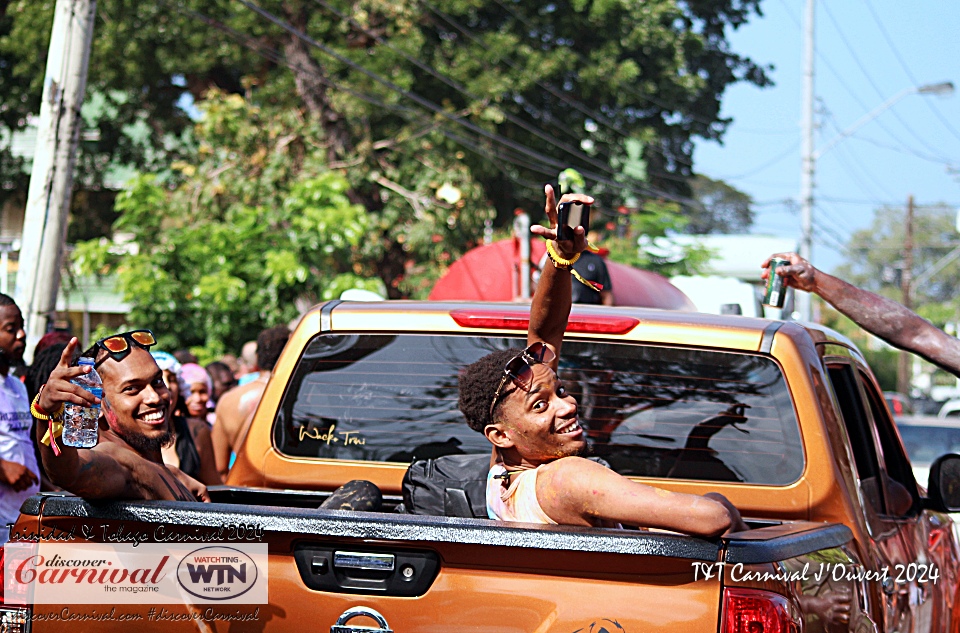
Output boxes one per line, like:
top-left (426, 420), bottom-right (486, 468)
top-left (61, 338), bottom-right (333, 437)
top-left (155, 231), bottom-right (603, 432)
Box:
top-left (763, 257), bottom-right (789, 308)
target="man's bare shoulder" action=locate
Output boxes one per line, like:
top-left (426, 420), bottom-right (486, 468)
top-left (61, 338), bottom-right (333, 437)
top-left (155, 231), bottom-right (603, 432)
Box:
top-left (538, 455), bottom-right (608, 482)
top-left (216, 380), bottom-right (265, 416)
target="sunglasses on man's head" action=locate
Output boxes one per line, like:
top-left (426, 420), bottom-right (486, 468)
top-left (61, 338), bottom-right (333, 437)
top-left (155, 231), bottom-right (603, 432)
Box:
top-left (488, 342), bottom-right (557, 420)
top-left (87, 330), bottom-right (157, 368)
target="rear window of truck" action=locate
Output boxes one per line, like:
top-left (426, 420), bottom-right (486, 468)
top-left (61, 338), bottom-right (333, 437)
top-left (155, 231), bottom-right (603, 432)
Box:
top-left (273, 334), bottom-right (803, 485)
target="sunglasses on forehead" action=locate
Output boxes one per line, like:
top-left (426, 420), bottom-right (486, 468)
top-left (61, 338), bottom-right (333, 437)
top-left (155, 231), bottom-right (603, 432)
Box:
top-left (85, 330), bottom-right (157, 368)
top-left (488, 342), bottom-right (557, 420)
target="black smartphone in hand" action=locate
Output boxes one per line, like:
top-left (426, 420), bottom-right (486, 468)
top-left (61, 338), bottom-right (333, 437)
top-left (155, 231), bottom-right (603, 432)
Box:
top-left (556, 200), bottom-right (590, 242)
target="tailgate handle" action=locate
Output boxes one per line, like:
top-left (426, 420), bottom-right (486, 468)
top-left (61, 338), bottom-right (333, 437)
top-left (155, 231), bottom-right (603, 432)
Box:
top-left (331, 606), bottom-right (393, 633)
top-left (334, 552), bottom-right (395, 571)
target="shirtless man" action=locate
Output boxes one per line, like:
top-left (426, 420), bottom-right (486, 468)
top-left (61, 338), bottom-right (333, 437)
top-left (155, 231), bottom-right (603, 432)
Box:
top-left (212, 326), bottom-right (290, 478)
top-left (35, 333), bottom-right (209, 502)
top-left (458, 185), bottom-right (745, 537)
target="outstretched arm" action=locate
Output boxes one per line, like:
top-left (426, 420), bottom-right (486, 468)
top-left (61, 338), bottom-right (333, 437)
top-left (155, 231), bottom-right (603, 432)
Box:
top-left (528, 184), bottom-right (593, 369)
top-left (762, 252), bottom-right (960, 376)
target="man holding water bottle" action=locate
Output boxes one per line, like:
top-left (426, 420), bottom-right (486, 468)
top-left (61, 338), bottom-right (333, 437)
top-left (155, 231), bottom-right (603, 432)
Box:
top-left (33, 331), bottom-right (210, 502)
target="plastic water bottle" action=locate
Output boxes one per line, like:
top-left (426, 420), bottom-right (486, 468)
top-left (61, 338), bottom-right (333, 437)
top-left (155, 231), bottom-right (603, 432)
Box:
top-left (62, 357), bottom-right (102, 448)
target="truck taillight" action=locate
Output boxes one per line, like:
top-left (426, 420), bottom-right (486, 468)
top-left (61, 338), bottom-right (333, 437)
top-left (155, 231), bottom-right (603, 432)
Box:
top-left (722, 588), bottom-right (801, 633)
top-left (0, 546), bottom-right (32, 633)
top-left (449, 309), bottom-right (640, 334)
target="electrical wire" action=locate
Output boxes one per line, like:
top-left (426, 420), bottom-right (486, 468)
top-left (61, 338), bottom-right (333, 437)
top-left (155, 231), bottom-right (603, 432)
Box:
top-left (820, 108), bottom-right (897, 202)
top-left (844, 133), bottom-right (959, 169)
top-left (861, 0), bottom-right (960, 145)
top-left (720, 142), bottom-right (799, 181)
top-left (420, 0), bottom-right (703, 182)
top-left (308, 0), bottom-right (618, 179)
top-left (156, 0), bottom-right (562, 195)
top-left (254, 0), bottom-right (715, 205)
top-left (487, 0), bottom-right (726, 133)
top-left (820, 1), bottom-right (955, 164)
top-left (779, 0), bottom-right (949, 166)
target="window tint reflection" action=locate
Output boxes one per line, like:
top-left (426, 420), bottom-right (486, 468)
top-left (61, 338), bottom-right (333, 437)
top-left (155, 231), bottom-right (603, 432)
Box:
top-left (274, 334), bottom-right (804, 484)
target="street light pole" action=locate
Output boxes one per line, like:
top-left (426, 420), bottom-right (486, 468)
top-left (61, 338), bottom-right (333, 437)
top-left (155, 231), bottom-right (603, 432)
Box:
top-left (797, 76), bottom-right (954, 322)
top-left (897, 195), bottom-right (914, 394)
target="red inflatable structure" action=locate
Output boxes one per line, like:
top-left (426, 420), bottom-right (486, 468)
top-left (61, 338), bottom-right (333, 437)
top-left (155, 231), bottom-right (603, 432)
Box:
top-left (429, 238), bottom-right (695, 311)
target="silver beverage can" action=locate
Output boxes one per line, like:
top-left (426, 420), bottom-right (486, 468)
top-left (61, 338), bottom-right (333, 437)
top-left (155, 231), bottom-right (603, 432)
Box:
top-left (763, 257), bottom-right (789, 308)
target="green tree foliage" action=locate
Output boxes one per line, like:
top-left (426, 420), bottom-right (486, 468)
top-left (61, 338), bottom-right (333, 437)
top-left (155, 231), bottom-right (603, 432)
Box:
top-left (7, 0), bottom-right (770, 350)
top-left (686, 174), bottom-right (754, 234)
top-left (74, 93), bottom-right (486, 354)
top-left (0, 0), bottom-right (770, 212)
top-left (600, 201), bottom-right (713, 277)
top-left (828, 203), bottom-right (960, 392)
top-left (837, 203), bottom-right (960, 323)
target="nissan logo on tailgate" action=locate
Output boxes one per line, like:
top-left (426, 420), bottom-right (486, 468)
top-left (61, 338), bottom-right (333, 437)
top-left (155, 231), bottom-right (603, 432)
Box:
top-left (177, 546), bottom-right (259, 600)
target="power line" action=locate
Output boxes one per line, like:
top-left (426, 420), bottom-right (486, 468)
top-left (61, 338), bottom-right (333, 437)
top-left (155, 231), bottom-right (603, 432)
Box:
top-left (235, 0), bottom-right (705, 208)
top-left (158, 0), bottom-right (567, 195)
top-left (779, 0), bottom-right (950, 165)
top-left (423, 0), bottom-right (703, 181)
top-left (720, 142), bottom-right (799, 181)
top-left (820, 108), bottom-right (897, 202)
top-left (861, 0), bottom-right (960, 145)
top-left (846, 132), bottom-right (959, 169)
top-left (820, 1), bottom-right (955, 165)
top-left (308, 0), bottom-right (618, 180)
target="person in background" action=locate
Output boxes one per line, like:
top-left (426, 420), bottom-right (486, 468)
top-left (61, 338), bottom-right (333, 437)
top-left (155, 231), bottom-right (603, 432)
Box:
top-left (236, 340), bottom-right (259, 386)
top-left (205, 361), bottom-right (237, 425)
top-left (32, 331), bottom-right (72, 358)
top-left (173, 349), bottom-right (199, 365)
top-left (181, 363), bottom-right (213, 424)
top-left (0, 294), bottom-right (37, 542)
top-left (206, 361), bottom-right (237, 404)
top-left (212, 326), bottom-right (290, 479)
top-left (570, 232), bottom-right (614, 306)
top-left (219, 354), bottom-right (240, 377)
top-left (153, 352), bottom-right (221, 486)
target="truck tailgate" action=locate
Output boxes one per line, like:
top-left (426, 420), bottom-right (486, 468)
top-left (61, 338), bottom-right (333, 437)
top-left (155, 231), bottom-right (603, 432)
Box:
top-left (20, 497), bottom-right (725, 633)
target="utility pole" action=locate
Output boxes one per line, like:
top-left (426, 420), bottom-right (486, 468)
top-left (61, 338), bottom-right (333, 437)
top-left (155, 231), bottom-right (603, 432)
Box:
top-left (798, 0), bottom-right (815, 322)
top-left (14, 0), bottom-right (96, 361)
top-left (897, 195), bottom-right (915, 395)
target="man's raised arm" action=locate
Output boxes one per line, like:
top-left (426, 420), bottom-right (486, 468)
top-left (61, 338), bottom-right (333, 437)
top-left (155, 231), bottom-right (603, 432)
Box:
top-left (762, 252), bottom-right (960, 376)
top-left (528, 184), bottom-right (593, 369)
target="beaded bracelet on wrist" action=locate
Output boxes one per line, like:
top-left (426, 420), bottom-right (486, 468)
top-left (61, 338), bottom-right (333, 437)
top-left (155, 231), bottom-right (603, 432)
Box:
top-left (544, 240), bottom-right (603, 292)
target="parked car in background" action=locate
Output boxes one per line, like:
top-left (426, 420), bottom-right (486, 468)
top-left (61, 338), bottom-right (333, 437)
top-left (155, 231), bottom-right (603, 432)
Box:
top-left (938, 398), bottom-right (960, 419)
top-left (895, 415), bottom-right (960, 486)
top-left (883, 391), bottom-right (914, 417)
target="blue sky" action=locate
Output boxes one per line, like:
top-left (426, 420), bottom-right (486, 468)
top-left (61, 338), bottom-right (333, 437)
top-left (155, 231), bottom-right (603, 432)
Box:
top-left (693, 0), bottom-right (960, 273)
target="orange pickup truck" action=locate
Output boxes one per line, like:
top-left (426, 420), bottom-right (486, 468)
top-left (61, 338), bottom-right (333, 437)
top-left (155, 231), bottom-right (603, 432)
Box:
top-left (6, 300), bottom-right (960, 633)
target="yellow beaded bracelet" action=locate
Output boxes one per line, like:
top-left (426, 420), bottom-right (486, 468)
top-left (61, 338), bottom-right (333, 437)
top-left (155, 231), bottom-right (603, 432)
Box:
top-left (30, 390), bottom-right (64, 421)
top-left (545, 240), bottom-right (581, 269)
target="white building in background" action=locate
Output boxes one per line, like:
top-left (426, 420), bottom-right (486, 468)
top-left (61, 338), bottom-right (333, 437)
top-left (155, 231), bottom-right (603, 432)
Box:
top-left (668, 235), bottom-right (798, 319)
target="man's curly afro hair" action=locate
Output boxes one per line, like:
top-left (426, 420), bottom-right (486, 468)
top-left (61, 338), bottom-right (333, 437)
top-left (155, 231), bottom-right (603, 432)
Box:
top-left (458, 347), bottom-right (525, 433)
